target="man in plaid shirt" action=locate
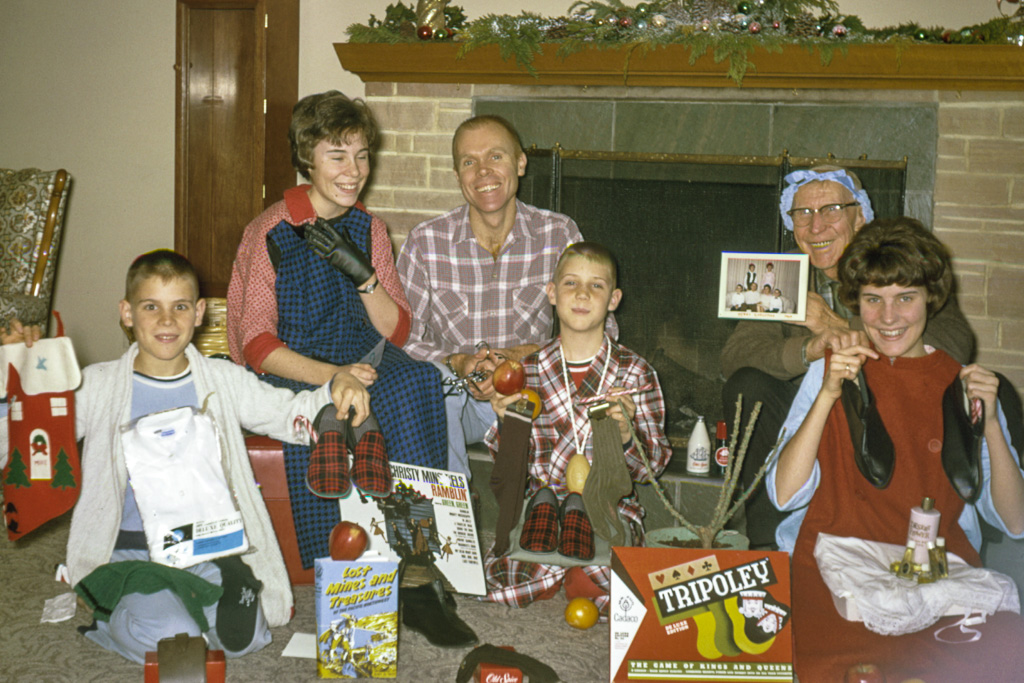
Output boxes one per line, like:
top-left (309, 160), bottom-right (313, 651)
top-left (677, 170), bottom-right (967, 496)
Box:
top-left (397, 115), bottom-right (616, 478)
top-left (482, 242), bottom-right (671, 616)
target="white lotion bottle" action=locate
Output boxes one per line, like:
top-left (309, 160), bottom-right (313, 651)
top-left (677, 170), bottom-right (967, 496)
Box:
top-left (907, 497), bottom-right (940, 564)
top-left (686, 416), bottom-right (711, 476)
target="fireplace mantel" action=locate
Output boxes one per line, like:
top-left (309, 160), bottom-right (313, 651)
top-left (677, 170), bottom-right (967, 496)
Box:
top-left (336, 42), bottom-right (1023, 91)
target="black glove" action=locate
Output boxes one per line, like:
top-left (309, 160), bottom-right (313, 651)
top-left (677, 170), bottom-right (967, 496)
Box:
top-left (305, 217), bottom-right (375, 287)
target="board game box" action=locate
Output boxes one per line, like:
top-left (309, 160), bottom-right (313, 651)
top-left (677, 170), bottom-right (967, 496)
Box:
top-left (610, 546), bottom-right (793, 682)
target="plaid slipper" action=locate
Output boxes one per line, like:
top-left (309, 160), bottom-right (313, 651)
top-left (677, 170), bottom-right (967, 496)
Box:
top-left (519, 487), bottom-right (558, 554)
top-left (305, 405), bottom-right (351, 499)
top-left (350, 424), bottom-right (392, 497)
top-left (558, 492), bottom-right (595, 561)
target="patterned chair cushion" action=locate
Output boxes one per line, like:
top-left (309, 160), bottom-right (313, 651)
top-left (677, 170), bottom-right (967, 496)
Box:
top-left (0, 168), bottom-right (71, 326)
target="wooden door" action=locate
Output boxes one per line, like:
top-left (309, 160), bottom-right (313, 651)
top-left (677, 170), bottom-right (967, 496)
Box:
top-left (175, 0), bottom-right (297, 298)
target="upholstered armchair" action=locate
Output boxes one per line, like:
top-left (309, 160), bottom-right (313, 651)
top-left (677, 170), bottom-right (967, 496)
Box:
top-left (0, 168), bottom-right (71, 327)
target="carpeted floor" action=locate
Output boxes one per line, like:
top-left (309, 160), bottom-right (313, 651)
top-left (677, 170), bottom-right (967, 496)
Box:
top-left (0, 503), bottom-right (608, 682)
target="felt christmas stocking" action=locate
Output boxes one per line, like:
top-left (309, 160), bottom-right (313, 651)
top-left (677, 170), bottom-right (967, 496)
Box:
top-left (2, 314), bottom-right (81, 540)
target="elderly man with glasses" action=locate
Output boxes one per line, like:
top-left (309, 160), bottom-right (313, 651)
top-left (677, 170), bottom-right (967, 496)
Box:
top-left (720, 165), bottom-right (975, 549)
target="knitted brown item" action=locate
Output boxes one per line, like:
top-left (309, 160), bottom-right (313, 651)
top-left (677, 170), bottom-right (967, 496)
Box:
top-left (582, 412), bottom-right (632, 546)
top-left (490, 410), bottom-right (534, 556)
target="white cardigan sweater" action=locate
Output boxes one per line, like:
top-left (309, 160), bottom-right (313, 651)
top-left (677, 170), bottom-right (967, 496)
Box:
top-left (66, 343), bottom-right (331, 627)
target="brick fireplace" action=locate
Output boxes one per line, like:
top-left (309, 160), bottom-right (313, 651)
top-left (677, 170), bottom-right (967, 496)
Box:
top-left (337, 43), bottom-right (1024, 407)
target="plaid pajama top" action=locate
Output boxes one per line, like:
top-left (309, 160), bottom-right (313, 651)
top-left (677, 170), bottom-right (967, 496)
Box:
top-left (486, 335), bottom-right (672, 531)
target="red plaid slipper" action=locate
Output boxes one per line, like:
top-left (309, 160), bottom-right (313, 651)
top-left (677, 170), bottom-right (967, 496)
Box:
top-left (305, 405), bottom-right (351, 498)
top-left (558, 492), bottom-right (595, 561)
top-left (519, 487), bottom-right (558, 554)
top-left (350, 430), bottom-right (392, 497)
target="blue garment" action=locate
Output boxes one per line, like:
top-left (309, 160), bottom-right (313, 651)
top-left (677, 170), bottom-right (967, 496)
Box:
top-left (263, 208), bottom-right (446, 567)
top-left (767, 355), bottom-right (1024, 553)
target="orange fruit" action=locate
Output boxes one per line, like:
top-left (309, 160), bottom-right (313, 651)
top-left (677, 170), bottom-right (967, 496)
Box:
top-left (565, 597), bottom-right (599, 629)
top-left (515, 388), bottom-right (543, 420)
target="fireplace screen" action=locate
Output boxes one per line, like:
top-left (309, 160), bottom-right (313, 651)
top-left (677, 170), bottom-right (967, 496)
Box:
top-left (517, 148), bottom-right (907, 435)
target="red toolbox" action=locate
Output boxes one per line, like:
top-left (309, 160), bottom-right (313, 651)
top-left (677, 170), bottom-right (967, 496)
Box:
top-left (245, 435), bottom-right (314, 585)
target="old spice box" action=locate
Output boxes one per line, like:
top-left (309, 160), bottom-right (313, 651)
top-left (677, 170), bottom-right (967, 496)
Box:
top-left (473, 646), bottom-right (523, 683)
top-left (610, 547), bottom-right (793, 682)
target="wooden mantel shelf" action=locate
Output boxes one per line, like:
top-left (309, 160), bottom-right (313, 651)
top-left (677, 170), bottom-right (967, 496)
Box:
top-left (336, 42), bottom-right (1024, 91)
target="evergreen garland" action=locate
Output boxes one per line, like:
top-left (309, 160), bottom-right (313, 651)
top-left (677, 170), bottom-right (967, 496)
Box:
top-left (346, 1), bottom-right (1024, 85)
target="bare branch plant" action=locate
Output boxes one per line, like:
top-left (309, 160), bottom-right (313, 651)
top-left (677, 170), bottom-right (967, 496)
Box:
top-left (631, 397), bottom-right (785, 548)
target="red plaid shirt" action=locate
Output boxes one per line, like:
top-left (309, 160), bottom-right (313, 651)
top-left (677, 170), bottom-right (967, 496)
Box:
top-left (481, 336), bottom-right (671, 609)
top-left (397, 200), bottom-right (617, 362)
top-left (487, 335), bottom-right (671, 529)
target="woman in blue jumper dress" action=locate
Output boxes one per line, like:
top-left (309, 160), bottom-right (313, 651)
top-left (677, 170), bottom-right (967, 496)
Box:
top-left (227, 91), bottom-right (446, 567)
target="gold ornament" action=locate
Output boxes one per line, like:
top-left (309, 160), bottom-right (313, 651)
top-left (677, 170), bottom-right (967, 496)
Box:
top-left (416, 0), bottom-right (448, 34)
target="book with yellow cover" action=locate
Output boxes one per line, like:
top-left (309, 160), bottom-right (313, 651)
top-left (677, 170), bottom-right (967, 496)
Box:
top-left (315, 556), bottom-right (398, 679)
top-left (610, 547), bottom-right (793, 682)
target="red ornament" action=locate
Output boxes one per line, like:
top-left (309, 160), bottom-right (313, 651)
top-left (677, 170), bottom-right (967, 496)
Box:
top-left (749, 21), bottom-right (761, 34)
top-left (417, 25), bottom-right (434, 40)
top-left (832, 24), bottom-right (848, 38)
top-left (772, 21), bottom-right (781, 29)
top-left (618, 15), bottom-right (633, 28)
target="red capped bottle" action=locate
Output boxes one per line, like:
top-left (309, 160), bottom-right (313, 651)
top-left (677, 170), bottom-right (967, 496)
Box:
top-left (713, 420), bottom-right (730, 478)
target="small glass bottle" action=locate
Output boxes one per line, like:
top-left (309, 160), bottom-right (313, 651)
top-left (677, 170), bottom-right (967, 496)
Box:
top-left (907, 497), bottom-right (940, 565)
top-left (895, 541), bottom-right (917, 579)
top-left (930, 537), bottom-right (949, 579)
top-left (917, 561), bottom-right (936, 584)
top-left (713, 420), bottom-right (730, 478)
top-left (686, 416), bottom-right (711, 476)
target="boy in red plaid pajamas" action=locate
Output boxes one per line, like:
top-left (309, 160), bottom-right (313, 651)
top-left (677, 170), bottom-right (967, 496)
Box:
top-left (482, 242), bottom-right (672, 616)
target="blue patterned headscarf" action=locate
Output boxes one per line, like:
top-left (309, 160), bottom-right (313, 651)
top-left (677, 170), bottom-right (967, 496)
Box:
top-left (779, 168), bottom-right (875, 231)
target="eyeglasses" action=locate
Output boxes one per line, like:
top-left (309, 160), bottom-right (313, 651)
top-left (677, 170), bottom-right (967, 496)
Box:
top-left (787, 202), bottom-right (858, 227)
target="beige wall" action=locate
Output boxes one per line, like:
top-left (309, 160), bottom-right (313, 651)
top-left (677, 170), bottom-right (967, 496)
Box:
top-left (0, 0), bottom-right (1008, 364)
top-left (2, 1), bottom-right (176, 364)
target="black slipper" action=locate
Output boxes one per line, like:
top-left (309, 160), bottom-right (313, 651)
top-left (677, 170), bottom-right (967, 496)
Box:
top-left (941, 375), bottom-right (984, 503)
top-left (995, 372), bottom-right (1024, 468)
top-left (840, 370), bottom-right (895, 489)
top-left (401, 580), bottom-right (477, 648)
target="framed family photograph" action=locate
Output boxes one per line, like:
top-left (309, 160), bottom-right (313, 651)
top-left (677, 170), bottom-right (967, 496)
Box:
top-left (718, 252), bottom-right (809, 322)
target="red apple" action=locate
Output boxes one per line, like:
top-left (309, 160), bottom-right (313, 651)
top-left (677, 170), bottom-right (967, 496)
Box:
top-left (329, 521), bottom-right (368, 561)
top-left (492, 359), bottom-right (526, 395)
top-left (845, 663), bottom-right (885, 683)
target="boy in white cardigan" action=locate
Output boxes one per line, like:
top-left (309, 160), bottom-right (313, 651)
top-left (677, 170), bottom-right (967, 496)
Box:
top-left (1, 250), bottom-right (366, 663)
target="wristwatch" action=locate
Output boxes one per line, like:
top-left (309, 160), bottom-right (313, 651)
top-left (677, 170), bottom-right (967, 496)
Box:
top-left (357, 280), bottom-right (377, 294)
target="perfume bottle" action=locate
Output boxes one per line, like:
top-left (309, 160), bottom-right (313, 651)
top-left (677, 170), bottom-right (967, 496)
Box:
top-left (686, 416), bottom-right (711, 476)
top-left (930, 537), bottom-right (950, 579)
top-left (907, 497), bottom-right (940, 564)
top-left (895, 541), bottom-right (917, 579)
